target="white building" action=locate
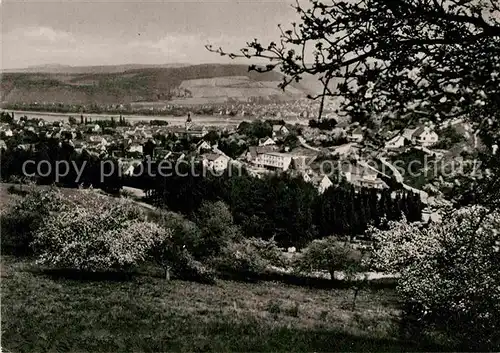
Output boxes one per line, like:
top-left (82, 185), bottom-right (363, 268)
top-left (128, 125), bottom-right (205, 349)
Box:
top-left (129, 144), bottom-right (143, 154)
top-left (385, 135), bottom-right (406, 149)
top-left (412, 126), bottom-right (439, 147)
top-left (421, 207), bottom-right (441, 223)
top-left (258, 137), bottom-right (276, 147)
top-left (272, 125), bottom-right (290, 138)
top-left (404, 126), bottom-right (439, 147)
top-left (313, 175), bottom-right (334, 194)
top-left (348, 127), bottom-right (363, 143)
top-left (203, 153), bottom-right (230, 172)
top-left (255, 152), bottom-right (292, 171)
top-left (196, 140), bottom-right (212, 153)
top-left (342, 164), bottom-right (388, 190)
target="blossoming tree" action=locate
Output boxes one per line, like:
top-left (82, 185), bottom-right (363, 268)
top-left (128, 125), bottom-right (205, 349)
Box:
top-left (368, 208), bottom-right (500, 349)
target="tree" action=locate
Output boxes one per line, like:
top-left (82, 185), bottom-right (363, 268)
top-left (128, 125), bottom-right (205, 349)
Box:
top-left (1, 185), bottom-right (67, 256)
top-left (283, 132), bottom-right (300, 149)
top-left (368, 209), bottom-right (500, 350)
top-left (295, 236), bottom-right (367, 309)
top-left (295, 236), bottom-right (363, 281)
top-left (208, 0), bottom-right (500, 208)
top-left (214, 237), bottom-right (286, 276)
top-left (149, 211), bottom-right (215, 283)
top-left (237, 120), bottom-right (272, 139)
top-left (68, 116), bottom-right (77, 125)
top-left (32, 193), bottom-right (169, 272)
top-left (192, 200), bottom-right (241, 258)
top-left (0, 112), bottom-right (14, 124)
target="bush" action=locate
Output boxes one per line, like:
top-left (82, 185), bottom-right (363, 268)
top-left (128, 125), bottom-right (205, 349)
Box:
top-left (294, 237), bottom-right (365, 280)
top-left (213, 237), bottom-right (286, 275)
top-left (149, 211), bottom-right (216, 283)
top-left (32, 196), bottom-right (169, 271)
top-left (369, 208), bottom-right (500, 350)
top-left (1, 186), bottom-right (67, 256)
top-left (155, 211), bottom-right (201, 255)
top-left (193, 201), bottom-right (241, 259)
top-left (170, 249), bottom-right (216, 284)
top-left (309, 118), bottom-right (338, 130)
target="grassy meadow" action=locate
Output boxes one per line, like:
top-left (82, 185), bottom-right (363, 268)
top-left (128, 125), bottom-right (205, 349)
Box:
top-left (1, 256), bottom-right (450, 352)
top-left (0, 184), bottom-right (453, 351)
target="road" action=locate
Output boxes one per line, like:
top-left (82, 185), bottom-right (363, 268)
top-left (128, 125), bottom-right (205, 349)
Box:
top-left (378, 157), bottom-right (430, 203)
top-left (298, 136), bottom-right (320, 152)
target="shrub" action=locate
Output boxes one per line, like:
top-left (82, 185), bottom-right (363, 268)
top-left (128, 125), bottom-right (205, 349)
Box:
top-left (169, 248), bottom-right (216, 284)
top-left (294, 237), bottom-right (364, 280)
top-left (1, 186), bottom-right (67, 256)
top-left (369, 208), bottom-right (500, 350)
top-left (149, 212), bottom-right (216, 283)
top-left (193, 201), bottom-right (241, 259)
top-left (213, 237), bottom-right (286, 275)
top-left (156, 211), bottom-right (201, 255)
top-left (32, 197), bottom-right (169, 271)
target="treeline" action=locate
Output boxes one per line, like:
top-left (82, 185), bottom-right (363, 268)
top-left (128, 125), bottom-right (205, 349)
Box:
top-left (0, 137), bottom-right (122, 193)
top-left (1, 131), bottom-right (423, 247)
top-left (2, 102), bottom-right (257, 117)
top-left (134, 163), bottom-right (423, 247)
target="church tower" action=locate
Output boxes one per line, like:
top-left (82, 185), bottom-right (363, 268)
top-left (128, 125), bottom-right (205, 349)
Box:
top-left (185, 112), bottom-right (193, 130)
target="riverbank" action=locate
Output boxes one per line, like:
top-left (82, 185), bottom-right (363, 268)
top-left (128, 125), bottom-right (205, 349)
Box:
top-left (1, 109), bottom-right (310, 127)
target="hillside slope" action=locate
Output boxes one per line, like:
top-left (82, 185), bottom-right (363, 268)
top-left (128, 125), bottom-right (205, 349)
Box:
top-left (1, 63), bottom-right (190, 74)
top-left (0, 64), bottom-right (315, 106)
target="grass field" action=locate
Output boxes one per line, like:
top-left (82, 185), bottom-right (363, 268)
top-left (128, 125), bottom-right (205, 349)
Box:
top-left (0, 184), bottom-right (450, 351)
top-left (0, 256), bottom-right (450, 352)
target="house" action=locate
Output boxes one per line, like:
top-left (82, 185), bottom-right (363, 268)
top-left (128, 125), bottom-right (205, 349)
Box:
top-left (348, 127), bottom-right (364, 143)
top-left (258, 137), bottom-right (276, 147)
top-left (196, 140), bottom-right (212, 153)
top-left (385, 135), bottom-right (406, 149)
top-left (16, 143), bottom-right (37, 151)
top-left (342, 164), bottom-right (388, 190)
top-left (403, 126), bottom-right (439, 147)
top-left (246, 146), bottom-right (276, 162)
top-left (1, 128), bottom-right (13, 137)
top-left (403, 127), bottom-right (418, 141)
top-left (421, 207), bottom-right (441, 223)
top-left (203, 153), bottom-right (230, 172)
top-left (255, 152), bottom-right (293, 171)
top-left (166, 126), bottom-right (187, 137)
top-left (120, 159), bottom-right (143, 176)
top-left (272, 125), bottom-right (290, 139)
top-left (312, 175), bottom-right (333, 194)
top-left (412, 126), bottom-right (439, 147)
top-left (185, 125), bottom-right (207, 138)
top-left (129, 144), bottom-right (143, 154)
top-left (88, 135), bottom-right (102, 143)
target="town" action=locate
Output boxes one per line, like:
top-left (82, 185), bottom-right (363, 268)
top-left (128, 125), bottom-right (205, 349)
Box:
top-left (2, 0), bottom-right (499, 351)
top-left (0, 105), bottom-right (475, 224)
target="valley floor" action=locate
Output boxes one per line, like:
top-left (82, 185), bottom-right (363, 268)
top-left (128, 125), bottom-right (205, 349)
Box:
top-left (1, 257), bottom-right (448, 352)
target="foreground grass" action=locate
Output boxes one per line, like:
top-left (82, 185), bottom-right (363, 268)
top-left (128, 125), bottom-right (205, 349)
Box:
top-left (1, 257), bottom-right (450, 352)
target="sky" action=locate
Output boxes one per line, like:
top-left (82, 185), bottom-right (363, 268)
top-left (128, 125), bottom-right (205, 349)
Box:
top-left (1, 0), bottom-right (298, 69)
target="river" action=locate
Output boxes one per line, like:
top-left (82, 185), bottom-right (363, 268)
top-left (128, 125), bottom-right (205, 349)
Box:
top-left (2, 109), bottom-right (309, 127)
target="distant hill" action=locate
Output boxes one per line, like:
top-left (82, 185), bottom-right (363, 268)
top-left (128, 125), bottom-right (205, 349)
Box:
top-left (0, 64), bottom-right (319, 106)
top-left (2, 63), bottom-right (190, 74)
